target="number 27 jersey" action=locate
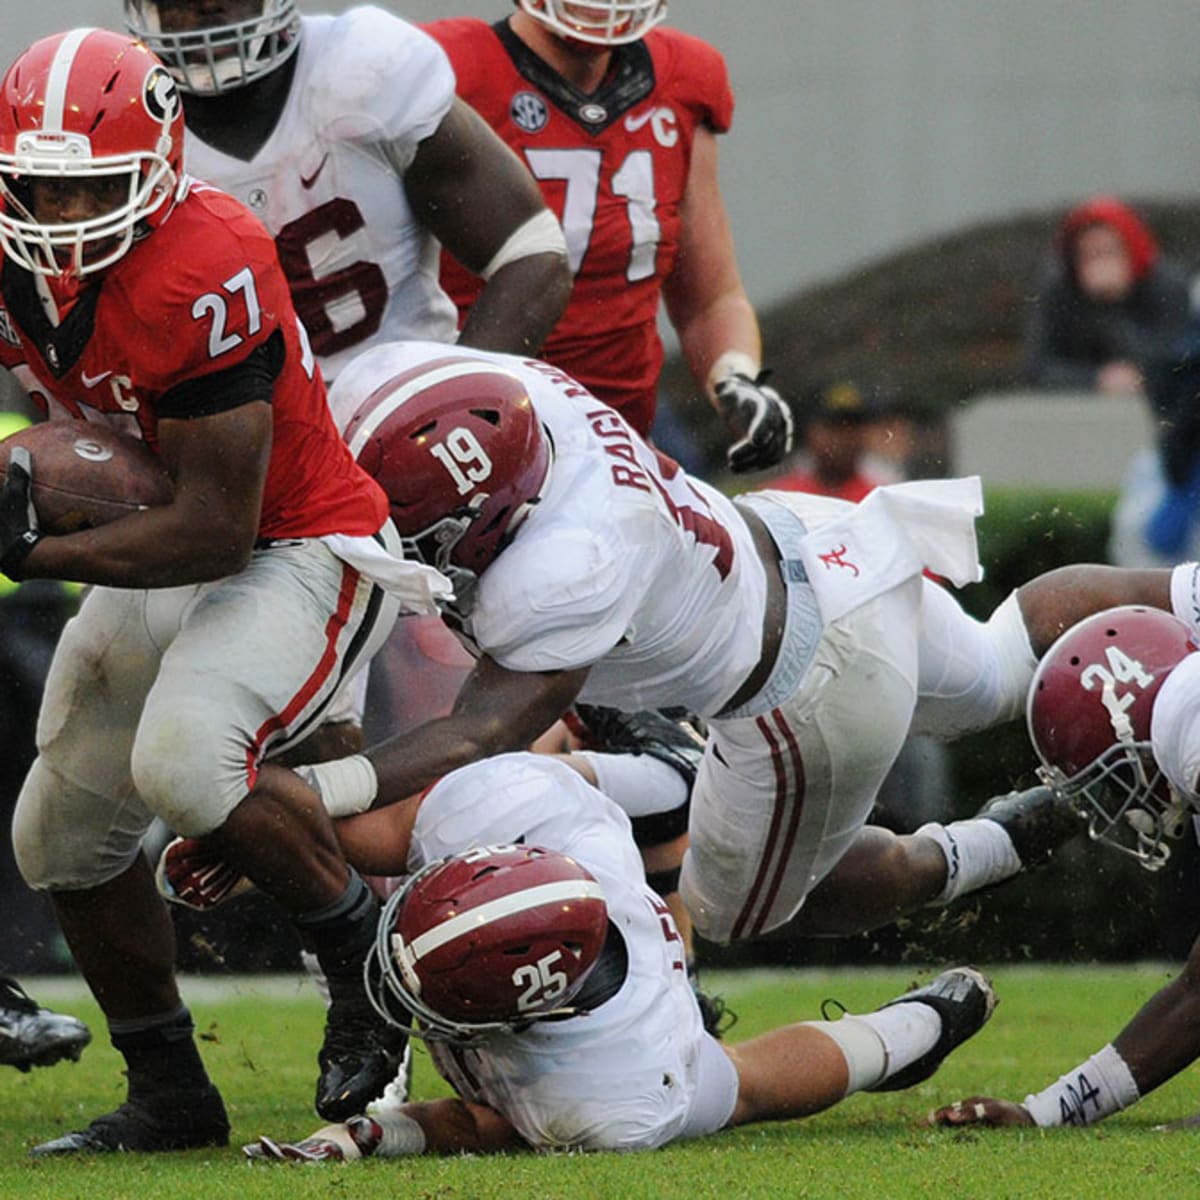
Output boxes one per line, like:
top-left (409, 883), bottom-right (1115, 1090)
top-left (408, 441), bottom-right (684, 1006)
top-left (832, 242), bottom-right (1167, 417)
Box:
top-left (426, 19), bottom-right (734, 435)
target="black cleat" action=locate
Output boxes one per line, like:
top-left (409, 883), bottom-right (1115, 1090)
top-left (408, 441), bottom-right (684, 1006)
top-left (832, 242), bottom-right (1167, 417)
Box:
top-left (976, 785), bottom-right (1086, 869)
top-left (867, 967), bottom-right (997, 1092)
top-left (572, 704), bottom-right (706, 789)
top-left (316, 976), bottom-right (409, 1122)
top-left (30, 1084), bottom-right (229, 1155)
top-left (0, 977), bottom-right (91, 1072)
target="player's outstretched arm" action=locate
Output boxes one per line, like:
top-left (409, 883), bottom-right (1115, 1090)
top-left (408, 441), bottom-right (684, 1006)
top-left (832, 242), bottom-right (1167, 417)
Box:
top-left (407, 98), bottom-right (570, 356)
top-left (246, 1099), bottom-right (522, 1162)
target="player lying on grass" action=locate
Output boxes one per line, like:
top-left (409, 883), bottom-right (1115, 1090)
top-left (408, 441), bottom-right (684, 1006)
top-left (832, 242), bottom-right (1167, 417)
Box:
top-left (932, 602), bottom-right (1200, 1130)
top-left (240, 749), bottom-right (997, 1159)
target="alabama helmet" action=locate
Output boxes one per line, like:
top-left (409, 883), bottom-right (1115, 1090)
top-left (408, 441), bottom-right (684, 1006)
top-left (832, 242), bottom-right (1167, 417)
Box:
top-left (1028, 605), bottom-right (1199, 870)
top-left (517, 1), bottom-right (668, 47)
top-left (341, 356), bottom-right (552, 612)
top-left (124, 0), bottom-right (301, 95)
top-left (366, 844), bottom-right (609, 1043)
top-left (0, 28), bottom-right (186, 279)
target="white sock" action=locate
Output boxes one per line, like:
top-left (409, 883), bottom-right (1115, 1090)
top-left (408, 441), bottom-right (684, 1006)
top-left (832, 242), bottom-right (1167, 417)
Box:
top-left (917, 818), bottom-right (1022, 904)
top-left (577, 750), bottom-right (689, 818)
top-left (811, 1003), bottom-right (942, 1094)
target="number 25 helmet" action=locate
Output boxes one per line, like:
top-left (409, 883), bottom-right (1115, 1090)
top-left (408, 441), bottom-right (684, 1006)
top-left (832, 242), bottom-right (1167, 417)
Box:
top-left (340, 356), bottom-right (552, 613)
top-left (518, 1), bottom-right (668, 46)
top-left (366, 844), bottom-right (609, 1044)
top-left (124, 1), bottom-right (301, 95)
top-left (0, 28), bottom-right (186, 279)
top-left (1027, 605), bottom-right (1199, 870)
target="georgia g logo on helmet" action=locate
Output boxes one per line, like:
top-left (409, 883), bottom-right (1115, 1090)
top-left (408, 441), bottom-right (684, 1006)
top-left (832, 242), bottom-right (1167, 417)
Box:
top-left (143, 64), bottom-right (181, 125)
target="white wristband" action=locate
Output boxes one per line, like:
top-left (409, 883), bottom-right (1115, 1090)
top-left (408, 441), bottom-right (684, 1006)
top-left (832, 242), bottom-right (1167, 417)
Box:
top-left (297, 755), bottom-right (378, 819)
top-left (707, 350), bottom-right (759, 393)
top-left (1022, 1043), bottom-right (1140, 1127)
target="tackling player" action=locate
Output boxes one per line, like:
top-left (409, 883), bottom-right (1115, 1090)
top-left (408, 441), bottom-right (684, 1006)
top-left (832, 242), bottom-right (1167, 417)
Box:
top-left (242, 750), bottom-right (998, 1160)
top-left (0, 29), bottom-right (450, 1154)
top-left (426, 0), bottom-right (793, 472)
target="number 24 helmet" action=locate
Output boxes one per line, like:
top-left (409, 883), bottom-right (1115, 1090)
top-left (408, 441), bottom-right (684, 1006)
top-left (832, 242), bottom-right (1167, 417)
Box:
top-left (1027, 605), bottom-right (1199, 870)
top-left (366, 844), bottom-right (609, 1044)
top-left (518, 1), bottom-right (668, 46)
top-left (0, 28), bottom-right (186, 278)
top-left (124, 0), bottom-right (301, 95)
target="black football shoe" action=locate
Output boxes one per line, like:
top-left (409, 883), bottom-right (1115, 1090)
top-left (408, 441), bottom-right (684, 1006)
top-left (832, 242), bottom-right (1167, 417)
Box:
top-left (0, 977), bottom-right (91, 1072)
top-left (976, 785), bottom-right (1086, 869)
top-left (867, 967), bottom-right (997, 1092)
top-left (30, 1084), bottom-right (229, 1155)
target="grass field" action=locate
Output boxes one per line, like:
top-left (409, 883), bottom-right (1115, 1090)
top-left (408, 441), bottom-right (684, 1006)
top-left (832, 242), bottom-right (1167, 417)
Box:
top-left (6, 965), bottom-right (1200, 1199)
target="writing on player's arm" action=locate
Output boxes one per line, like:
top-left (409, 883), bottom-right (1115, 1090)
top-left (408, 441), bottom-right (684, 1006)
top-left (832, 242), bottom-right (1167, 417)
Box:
top-left (16, 399), bottom-right (271, 590)
top-left (405, 97), bottom-right (570, 355)
top-left (364, 654), bottom-right (592, 808)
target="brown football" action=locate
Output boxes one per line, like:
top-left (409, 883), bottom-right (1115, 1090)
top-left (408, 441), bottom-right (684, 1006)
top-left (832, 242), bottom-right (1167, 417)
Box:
top-left (0, 420), bottom-right (172, 534)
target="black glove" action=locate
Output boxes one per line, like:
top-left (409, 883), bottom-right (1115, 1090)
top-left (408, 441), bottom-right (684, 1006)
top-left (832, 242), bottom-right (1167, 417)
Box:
top-left (0, 446), bottom-right (41, 579)
top-left (715, 370), bottom-right (794, 473)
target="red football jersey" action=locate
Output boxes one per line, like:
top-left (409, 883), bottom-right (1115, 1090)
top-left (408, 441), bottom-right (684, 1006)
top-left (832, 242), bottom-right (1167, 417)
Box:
top-left (0, 182), bottom-right (386, 540)
top-left (426, 18), bottom-right (734, 436)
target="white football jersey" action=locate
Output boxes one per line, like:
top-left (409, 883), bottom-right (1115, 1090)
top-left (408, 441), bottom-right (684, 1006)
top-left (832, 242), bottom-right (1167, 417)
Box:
top-left (185, 8), bottom-right (460, 382)
top-left (328, 341), bottom-right (767, 716)
top-left (1151, 652), bottom-right (1200, 801)
top-left (410, 753), bottom-right (708, 1152)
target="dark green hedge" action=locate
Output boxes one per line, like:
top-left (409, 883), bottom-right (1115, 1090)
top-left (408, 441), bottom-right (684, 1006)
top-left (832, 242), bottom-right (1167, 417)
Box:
top-left (703, 487), bottom-right (1200, 970)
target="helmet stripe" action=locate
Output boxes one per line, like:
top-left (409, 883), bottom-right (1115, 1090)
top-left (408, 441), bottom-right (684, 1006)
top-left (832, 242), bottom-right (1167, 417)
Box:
top-left (406, 878), bottom-right (606, 960)
top-left (345, 360), bottom-right (524, 462)
top-left (43, 27), bottom-right (96, 134)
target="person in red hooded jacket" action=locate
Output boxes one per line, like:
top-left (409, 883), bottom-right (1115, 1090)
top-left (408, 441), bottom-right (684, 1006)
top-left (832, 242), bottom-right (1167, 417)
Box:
top-left (1023, 194), bottom-right (1193, 397)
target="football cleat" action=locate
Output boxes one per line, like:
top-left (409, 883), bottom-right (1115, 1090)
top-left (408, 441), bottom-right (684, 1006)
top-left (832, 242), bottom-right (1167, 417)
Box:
top-left (0, 978), bottom-right (91, 1072)
top-left (30, 1084), bottom-right (229, 1155)
top-left (316, 974), bottom-right (410, 1122)
top-left (867, 967), bottom-right (997, 1092)
top-left (976, 784), bottom-right (1086, 869)
top-left (572, 703), bottom-right (706, 790)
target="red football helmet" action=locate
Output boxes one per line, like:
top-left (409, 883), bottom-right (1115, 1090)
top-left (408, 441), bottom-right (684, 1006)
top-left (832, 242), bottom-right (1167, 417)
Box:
top-left (124, 1), bottom-right (301, 96)
top-left (0, 28), bottom-right (186, 278)
top-left (517, 1), bottom-right (668, 47)
top-left (342, 356), bottom-right (552, 612)
top-left (366, 844), bottom-right (609, 1043)
top-left (1028, 605), bottom-right (1199, 870)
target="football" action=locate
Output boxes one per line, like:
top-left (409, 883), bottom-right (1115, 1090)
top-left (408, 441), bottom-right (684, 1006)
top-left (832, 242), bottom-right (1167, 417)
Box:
top-left (0, 420), bottom-right (172, 534)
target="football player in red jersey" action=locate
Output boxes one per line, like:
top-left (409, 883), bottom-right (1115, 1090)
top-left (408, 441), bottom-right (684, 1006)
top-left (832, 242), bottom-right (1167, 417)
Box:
top-left (425, 1), bottom-right (793, 472)
top-left (0, 28), bottom-right (451, 1154)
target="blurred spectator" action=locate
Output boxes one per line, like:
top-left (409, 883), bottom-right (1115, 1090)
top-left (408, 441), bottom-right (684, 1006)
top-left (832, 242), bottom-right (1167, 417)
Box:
top-left (1024, 195), bottom-right (1192, 397)
top-left (769, 379), bottom-right (902, 501)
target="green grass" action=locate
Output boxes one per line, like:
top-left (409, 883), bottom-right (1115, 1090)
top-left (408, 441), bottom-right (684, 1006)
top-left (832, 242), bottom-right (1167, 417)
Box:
top-left (7, 965), bottom-right (1200, 1199)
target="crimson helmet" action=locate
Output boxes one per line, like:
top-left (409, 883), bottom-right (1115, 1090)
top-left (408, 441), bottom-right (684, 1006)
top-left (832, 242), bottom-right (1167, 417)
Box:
top-left (342, 356), bottom-right (552, 612)
top-left (124, 1), bottom-right (301, 95)
top-left (517, 1), bottom-right (668, 46)
top-left (0, 28), bottom-right (185, 278)
top-left (1028, 605), bottom-right (1199, 870)
top-left (366, 844), bottom-right (609, 1043)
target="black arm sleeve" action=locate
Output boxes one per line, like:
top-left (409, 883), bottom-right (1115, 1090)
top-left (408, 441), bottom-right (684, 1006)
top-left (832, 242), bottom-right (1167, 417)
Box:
top-left (155, 329), bottom-right (285, 420)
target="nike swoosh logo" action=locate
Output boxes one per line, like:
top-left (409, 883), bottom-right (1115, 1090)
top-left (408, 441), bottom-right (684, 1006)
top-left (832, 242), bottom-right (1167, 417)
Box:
top-left (80, 370), bottom-right (112, 389)
top-left (624, 109), bottom-right (656, 132)
top-left (300, 153), bottom-right (329, 190)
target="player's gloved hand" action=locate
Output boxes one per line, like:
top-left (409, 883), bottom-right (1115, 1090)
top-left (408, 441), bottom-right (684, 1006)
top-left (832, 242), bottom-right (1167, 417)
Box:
top-left (0, 446), bottom-right (42, 578)
top-left (927, 1096), bottom-right (1034, 1128)
top-left (244, 1117), bottom-right (382, 1163)
top-left (715, 371), bottom-right (794, 474)
top-left (155, 835), bottom-right (253, 910)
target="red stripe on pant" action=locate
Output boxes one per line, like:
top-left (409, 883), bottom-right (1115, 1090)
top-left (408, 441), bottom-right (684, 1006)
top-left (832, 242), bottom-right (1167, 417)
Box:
top-left (244, 561), bottom-right (361, 790)
top-left (730, 709), bottom-right (806, 941)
